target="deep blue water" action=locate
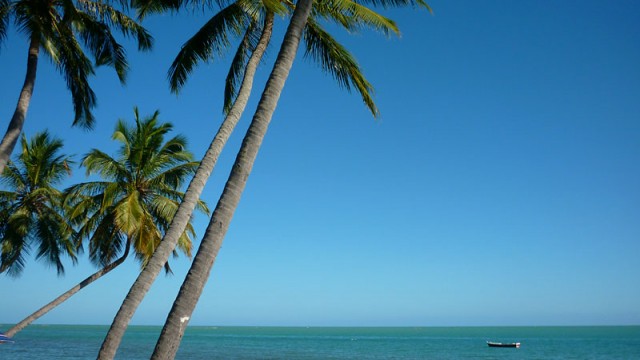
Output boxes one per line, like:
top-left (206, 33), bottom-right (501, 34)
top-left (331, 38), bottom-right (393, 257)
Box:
top-left (1, 325), bottom-right (639, 359)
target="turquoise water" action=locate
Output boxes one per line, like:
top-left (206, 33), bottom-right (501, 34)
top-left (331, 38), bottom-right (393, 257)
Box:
top-left (1, 325), bottom-right (639, 359)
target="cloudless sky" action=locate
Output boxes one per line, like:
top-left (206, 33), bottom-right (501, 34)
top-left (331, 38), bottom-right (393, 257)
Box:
top-left (1, 0), bottom-right (639, 328)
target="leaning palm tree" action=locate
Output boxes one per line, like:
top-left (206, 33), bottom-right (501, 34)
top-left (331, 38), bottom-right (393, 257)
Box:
top-left (2, 109), bottom-right (209, 338)
top-left (0, 131), bottom-right (75, 278)
top-left (148, 1), bottom-right (315, 357)
top-left (0, 0), bottom-right (153, 174)
top-left (97, 0), bottom-right (424, 357)
top-left (150, 0), bottom-right (430, 356)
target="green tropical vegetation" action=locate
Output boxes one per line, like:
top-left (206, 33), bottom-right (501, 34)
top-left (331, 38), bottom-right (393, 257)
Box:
top-left (99, 0), bottom-right (428, 357)
top-left (65, 108), bottom-right (207, 273)
top-left (148, 2), bottom-right (316, 356)
top-left (1, 110), bottom-right (208, 337)
top-left (0, 0), bottom-right (153, 174)
top-left (0, 0), bottom-right (430, 357)
top-left (0, 132), bottom-right (75, 278)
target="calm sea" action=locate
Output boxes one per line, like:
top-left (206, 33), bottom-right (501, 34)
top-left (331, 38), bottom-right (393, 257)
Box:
top-left (1, 325), bottom-right (639, 359)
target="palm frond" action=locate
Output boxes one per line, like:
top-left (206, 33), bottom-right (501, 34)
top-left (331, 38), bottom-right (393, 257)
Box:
top-left (0, 230), bottom-right (30, 277)
top-left (48, 22), bottom-right (98, 128)
top-left (133, 0), bottom-right (184, 19)
top-left (168, 2), bottom-right (249, 93)
top-left (69, 109), bottom-right (201, 269)
top-left (0, 0), bottom-right (10, 48)
top-left (76, 0), bottom-right (153, 51)
top-left (353, 0), bottom-right (431, 12)
top-left (304, 19), bottom-right (378, 117)
top-left (320, 0), bottom-right (399, 36)
top-left (22, 132), bottom-right (73, 187)
top-left (132, 210), bottom-right (161, 265)
top-left (34, 211), bottom-right (69, 276)
top-left (1, 132), bottom-right (74, 276)
top-left (147, 161), bottom-right (199, 191)
top-left (86, 212), bottom-right (124, 266)
top-left (82, 149), bottom-right (127, 180)
top-left (72, 11), bottom-right (129, 83)
top-left (0, 161), bottom-right (27, 189)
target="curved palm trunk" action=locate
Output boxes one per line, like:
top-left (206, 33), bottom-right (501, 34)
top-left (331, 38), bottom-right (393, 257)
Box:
top-left (149, 1), bottom-right (313, 358)
top-left (96, 13), bottom-right (275, 360)
top-left (0, 36), bottom-right (40, 174)
top-left (4, 243), bottom-right (130, 338)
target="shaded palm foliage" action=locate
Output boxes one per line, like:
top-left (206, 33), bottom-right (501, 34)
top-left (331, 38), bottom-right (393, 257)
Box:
top-left (0, 0), bottom-right (153, 173)
top-left (0, 132), bottom-right (75, 277)
top-left (161, 0), bottom-right (427, 116)
top-left (98, 1), bottom-right (429, 358)
top-left (3, 110), bottom-right (209, 338)
top-left (65, 108), bottom-right (209, 272)
top-left (149, 1), bottom-right (315, 357)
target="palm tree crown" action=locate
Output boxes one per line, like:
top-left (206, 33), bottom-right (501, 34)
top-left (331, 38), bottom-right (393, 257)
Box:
top-left (65, 108), bottom-right (209, 271)
top-left (0, 0), bottom-right (154, 175)
top-left (147, 0), bottom-right (429, 117)
top-left (0, 131), bottom-right (75, 277)
top-left (0, 0), bottom-right (153, 126)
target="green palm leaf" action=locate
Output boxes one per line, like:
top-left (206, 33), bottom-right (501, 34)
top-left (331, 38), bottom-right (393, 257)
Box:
top-left (1, 132), bottom-right (75, 277)
top-left (0, 0), bottom-right (9, 46)
top-left (1, 0), bottom-right (152, 173)
top-left (65, 109), bottom-right (208, 271)
top-left (168, 2), bottom-right (249, 92)
top-left (304, 19), bottom-right (378, 116)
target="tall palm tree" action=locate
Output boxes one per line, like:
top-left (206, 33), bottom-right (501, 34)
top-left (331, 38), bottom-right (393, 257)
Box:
top-left (0, 131), bottom-right (75, 278)
top-left (0, 0), bottom-right (153, 174)
top-left (98, 0), bottom-right (428, 357)
top-left (97, 0), bottom-right (409, 357)
top-left (3, 109), bottom-right (209, 338)
top-left (149, 1), bottom-right (314, 357)
top-left (97, 7), bottom-right (277, 358)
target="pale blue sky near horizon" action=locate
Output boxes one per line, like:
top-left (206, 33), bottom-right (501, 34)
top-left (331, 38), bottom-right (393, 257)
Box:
top-left (1, 0), bottom-right (639, 328)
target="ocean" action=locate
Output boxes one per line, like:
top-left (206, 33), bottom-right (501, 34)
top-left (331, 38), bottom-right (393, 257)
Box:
top-left (1, 325), bottom-right (639, 359)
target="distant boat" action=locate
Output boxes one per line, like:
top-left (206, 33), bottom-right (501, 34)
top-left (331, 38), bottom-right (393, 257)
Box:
top-left (487, 341), bottom-right (520, 348)
top-left (0, 332), bottom-right (14, 344)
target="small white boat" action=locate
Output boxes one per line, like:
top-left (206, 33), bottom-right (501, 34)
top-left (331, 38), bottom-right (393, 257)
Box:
top-left (487, 341), bottom-right (520, 348)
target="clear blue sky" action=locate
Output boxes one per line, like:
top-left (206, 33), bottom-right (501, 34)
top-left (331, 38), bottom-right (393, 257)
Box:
top-left (1, 0), bottom-right (639, 327)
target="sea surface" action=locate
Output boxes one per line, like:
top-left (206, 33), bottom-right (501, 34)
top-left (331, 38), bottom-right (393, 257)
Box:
top-left (1, 325), bottom-right (639, 359)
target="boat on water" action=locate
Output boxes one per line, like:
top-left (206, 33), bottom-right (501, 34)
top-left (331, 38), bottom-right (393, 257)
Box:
top-left (487, 341), bottom-right (520, 348)
top-left (0, 332), bottom-right (14, 344)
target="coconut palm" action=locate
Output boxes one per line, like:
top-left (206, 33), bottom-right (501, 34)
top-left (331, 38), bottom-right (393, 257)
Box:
top-left (0, 131), bottom-right (75, 278)
top-left (150, 0), bottom-right (431, 356)
top-left (97, 9), bottom-right (277, 358)
top-left (2, 109), bottom-right (209, 338)
top-left (65, 108), bottom-right (209, 273)
top-left (0, 132), bottom-right (76, 339)
top-left (148, 2), bottom-right (314, 357)
top-left (98, 0), bottom-right (428, 357)
top-left (0, 0), bottom-right (153, 174)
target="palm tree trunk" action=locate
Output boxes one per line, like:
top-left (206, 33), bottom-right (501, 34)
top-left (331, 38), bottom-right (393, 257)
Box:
top-left (4, 243), bottom-right (130, 338)
top-left (0, 36), bottom-right (40, 174)
top-left (96, 13), bottom-right (275, 360)
top-left (149, 1), bottom-right (313, 359)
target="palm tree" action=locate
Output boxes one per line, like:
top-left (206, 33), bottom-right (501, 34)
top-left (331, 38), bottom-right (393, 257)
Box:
top-left (0, 131), bottom-right (78, 338)
top-left (98, 0), bottom-right (404, 356)
top-left (2, 109), bottom-right (209, 338)
top-left (148, 1), bottom-right (314, 357)
top-left (97, 7), bottom-right (278, 358)
top-left (98, 0), bottom-right (428, 357)
top-left (66, 108), bottom-right (208, 273)
top-left (0, 131), bottom-right (75, 278)
top-left (0, 0), bottom-right (153, 174)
